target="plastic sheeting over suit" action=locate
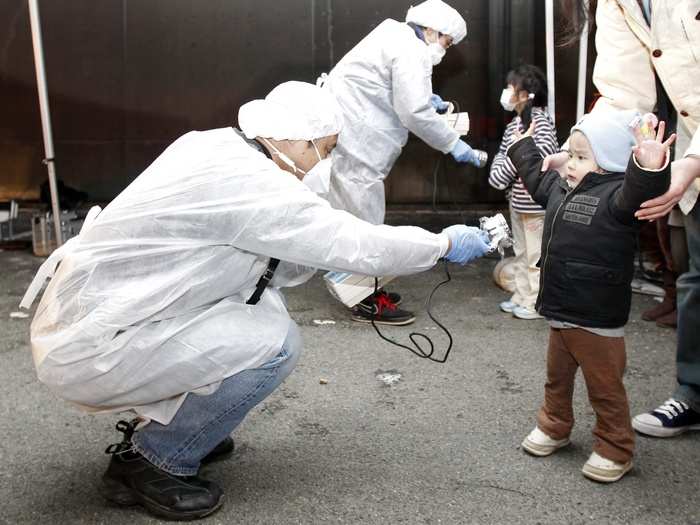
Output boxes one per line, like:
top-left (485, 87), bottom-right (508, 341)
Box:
top-left (26, 128), bottom-right (448, 425)
top-left (322, 20), bottom-right (460, 225)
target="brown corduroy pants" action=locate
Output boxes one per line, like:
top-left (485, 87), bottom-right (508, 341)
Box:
top-left (536, 327), bottom-right (635, 463)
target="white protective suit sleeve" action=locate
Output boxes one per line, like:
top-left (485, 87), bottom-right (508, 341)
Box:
top-left (226, 151), bottom-right (449, 276)
top-left (390, 44), bottom-right (460, 154)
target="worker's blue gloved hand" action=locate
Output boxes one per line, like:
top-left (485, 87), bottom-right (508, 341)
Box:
top-left (442, 225), bottom-right (491, 265)
top-left (430, 94), bottom-right (450, 114)
top-left (450, 139), bottom-right (489, 168)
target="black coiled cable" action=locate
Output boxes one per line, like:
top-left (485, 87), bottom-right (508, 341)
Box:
top-left (369, 259), bottom-right (453, 363)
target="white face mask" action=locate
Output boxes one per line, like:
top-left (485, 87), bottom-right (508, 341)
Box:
top-left (424, 31), bottom-right (447, 66)
top-left (500, 87), bottom-right (516, 111)
top-left (302, 157), bottom-right (332, 194)
top-left (302, 140), bottom-right (333, 194)
top-left (427, 42), bottom-right (446, 65)
top-left (262, 138), bottom-right (332, 192)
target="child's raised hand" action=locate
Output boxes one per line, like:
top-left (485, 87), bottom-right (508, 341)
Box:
top-left (632, 120), bottom-right (676, 170)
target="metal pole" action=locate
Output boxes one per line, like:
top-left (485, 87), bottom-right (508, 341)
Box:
top-left (545, 0), bottom-right (556, 124)
top-left (576, 12), bottom-right (589, 119)
top-left (28, 0), bottom-right (62, 247)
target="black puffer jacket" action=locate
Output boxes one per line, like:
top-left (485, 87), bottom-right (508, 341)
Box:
top-left (508, 137), bottom-right (670, 328)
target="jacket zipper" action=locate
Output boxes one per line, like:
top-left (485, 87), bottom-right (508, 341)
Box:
top-left (536, 182), bottom-right (585, 307)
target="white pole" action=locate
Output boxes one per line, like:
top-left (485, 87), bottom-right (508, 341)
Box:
top-left (545, 0), bottom-right (556, 124)
top-left (576, 10), bottom-right (589, 119)
top-left (28, 0), bottom-right (63, 247)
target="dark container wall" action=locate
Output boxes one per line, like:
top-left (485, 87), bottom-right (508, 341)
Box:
top-left (0, 0), bottom-right (594, 204)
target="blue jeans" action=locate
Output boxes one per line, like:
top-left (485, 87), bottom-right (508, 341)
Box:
top-left (132, 320), bottom-right (302, 476)
top-left (675, 203), bottom-right (700, 412)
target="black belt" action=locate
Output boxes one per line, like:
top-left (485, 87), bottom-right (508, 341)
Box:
top-left (246, 258), bottom-right (280, 305)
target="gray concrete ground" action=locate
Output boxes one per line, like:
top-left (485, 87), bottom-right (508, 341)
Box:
top-left (1, 249), bottom-right (698, 525)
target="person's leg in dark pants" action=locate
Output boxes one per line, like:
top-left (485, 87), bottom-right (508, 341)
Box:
top-left (675, 204), bottom-right (700, 411)
top-left (101, 320), bottom-right (303, 519)
top-left (132, 321), bottom-right (302, 475)
top-left (633, 204), bottom-right (700, 437)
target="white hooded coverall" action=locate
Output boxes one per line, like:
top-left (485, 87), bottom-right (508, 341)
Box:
top-left (24, 128), bottom-right (448, 425)
top-left (322, 19), bottom-right (461, 225)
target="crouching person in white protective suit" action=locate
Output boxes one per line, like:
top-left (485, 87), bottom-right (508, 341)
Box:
top-left (20, 81), bottom-right (490, 521)
top-left (318, 0), bottom-right (488, 325)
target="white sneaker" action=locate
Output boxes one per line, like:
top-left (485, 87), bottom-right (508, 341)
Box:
top-left (512, 305), bottom-right (543, 320)
top-left (499, 300), bottom-right (518, 313)
top-left (521, 427), bottom-right (570, 457)
top-left (581, 452), bottom-right (632, 483)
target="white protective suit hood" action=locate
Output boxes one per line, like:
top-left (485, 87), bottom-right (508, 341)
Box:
top-left (319, 19), bottom-right (461, 225)
top-left (405, 0), bottom-right (467, 44)
top-left (238, 80), bottom-right (342, 141)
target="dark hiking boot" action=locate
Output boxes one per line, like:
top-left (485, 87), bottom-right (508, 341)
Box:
top-left (101, 420), bottom-right (223, 520)
top-left (655, 309), bottom-right (678, 329)
top-left (642, 299), bottom-right (676, 321)
top-left (642, 271), bottom-right (677, 321)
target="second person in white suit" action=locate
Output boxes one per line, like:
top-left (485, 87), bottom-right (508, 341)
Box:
top-left (319, 0), bottom-right (487, 324)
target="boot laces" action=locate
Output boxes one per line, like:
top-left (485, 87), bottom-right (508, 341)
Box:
top-left (104, 419), bottom-right (139, 455)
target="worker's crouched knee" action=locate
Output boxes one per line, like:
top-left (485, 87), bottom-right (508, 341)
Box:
top-left (280, 320), bottom-right (302, 371)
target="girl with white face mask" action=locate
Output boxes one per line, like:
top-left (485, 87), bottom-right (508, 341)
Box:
top-left (488, 64), bottom-right (559, 321)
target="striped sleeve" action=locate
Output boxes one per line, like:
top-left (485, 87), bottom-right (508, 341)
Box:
top-left (488, 120), bottom-right (519, 191)
top-left (510, 108), bottom-right (560, 214)
top-left (530, 108), bottom-right (559, 157)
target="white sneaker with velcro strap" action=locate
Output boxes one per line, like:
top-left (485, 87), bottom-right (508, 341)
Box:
top-left (521, 426), bottom-right (570, 457)
top-left (581, 452), bottom-right (632, 483)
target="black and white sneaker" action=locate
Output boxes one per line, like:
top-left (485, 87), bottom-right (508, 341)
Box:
top-left (632, 398), bottom-right (700, 437)
top-left (367, 289), bottom-right (402, 306)
top-left (351, 291), bottom-right (415, 326)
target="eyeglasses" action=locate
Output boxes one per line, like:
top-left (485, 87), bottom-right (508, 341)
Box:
top-left (439, 32), bottom-right (454, 48)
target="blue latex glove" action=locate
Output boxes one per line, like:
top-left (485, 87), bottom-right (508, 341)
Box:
top-left (450, 139), bottom-right (488, 167)
top-left (442, 225), bottom-right (491, 265)
top-left (430, 94), bottom-right (450, 114)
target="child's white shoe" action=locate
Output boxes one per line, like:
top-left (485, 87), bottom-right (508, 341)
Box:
top-left (499, 300), bottom-right (518, 313)
top-left (521, 426), bottom-right (570, 457)
top-left (581, 452), bottom-right (632, 483)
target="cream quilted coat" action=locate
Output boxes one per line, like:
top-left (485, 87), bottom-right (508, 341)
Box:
top-left (592, 0), bottom-right (700, 212)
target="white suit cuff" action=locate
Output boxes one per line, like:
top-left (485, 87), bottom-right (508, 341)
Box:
top-left (438, 233), bottom-right (450, 258)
